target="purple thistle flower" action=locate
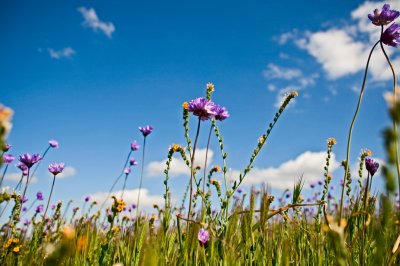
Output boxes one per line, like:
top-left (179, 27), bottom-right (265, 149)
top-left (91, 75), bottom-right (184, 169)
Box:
top-left (368, 4), bottom-right (399, 26)
top-left (198, 228), bottom-right (210, 247)
top-left (22, 206), bottom-right (27, 212)
top-left (36, 191), bottom-right (44, 201)
top-left (124, 167), bottom-right (131, 174)
top-left (23, 219), bottom-right (30, 226)
top-left (237, 188), bottom-right (243, 194)
top-left (381, 23), bottom-right (400, 47)
top-left (2, 154), bottom-right (14, 164)
top-left (130, 140), bottom-right (140, 151)
top-left (16, 163), bottom-right (29, 176)
top-left (49, 139), bottom-right (59, 148)
top-left (36, 204), bottom-right (44, 213)
top-left (129, 158), bottom-right (138, 166)
top-left (131, 204), bottom-right (137, 209)
top-left (18, 153), bottom-right (42, 168)
top-left (213, 104), bottom-right (229, 121)
top-left (310, 183), bottom-right (315, 189)
top-left (365, 158), bottom-right (379, 177)
top-left (51, 204), bottom-right (56, 210)
top-left (84, 195), bottom-right (91, 202)
top-left (139, 125), bottom-right (153, 137)
top-left (48, 162), bottom-right (65, 176)
top-left (188, 97), bottom-right (217, 121)
top-left (285, 193), bottom-right (291, 199)
top-left (2, 143), bottom-right (11, 152)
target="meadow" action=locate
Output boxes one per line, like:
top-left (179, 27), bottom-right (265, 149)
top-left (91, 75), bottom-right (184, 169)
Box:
top-left (1, 3), bottom-right (400, 266)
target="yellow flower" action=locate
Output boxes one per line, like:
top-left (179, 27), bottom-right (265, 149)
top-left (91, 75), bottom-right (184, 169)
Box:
top-left (258, 135), bottom-right (266, 145)
top-left (206, 82), bottom-right (215, 92)
top-left (182, 102), bottom-right (189, 110)
top-left (213, 165), bottom-right (221, 172)
top-left (12, 245), bottom-right (21, 253)
top-left (112, 226), bottom-right (120, 233)
top-left (327, 138), bottom-right (337, 146)
top-left (171, 144), bottom-right (181, 152)
top-left (291, 91), bottom-right (299, 97)
top-left (3, 238), bottom-right (13, 248)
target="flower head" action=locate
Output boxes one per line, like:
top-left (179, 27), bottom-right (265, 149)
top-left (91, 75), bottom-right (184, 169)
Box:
top-left (35, 204), bottom-right (44, 213)
top-left (84, 195), bottom-right (91, 202)
top-left (381, 22), bottom-right (400, 47)
top-left (327, 138), bottom-right (337, 146)
top-left (2, 154), bottom-right (14, 164)
top-left (130, 141), bottom-right (140, 151)
top-left (365, 158), bottom-right (379, 177)
top-left (36, 191), bottom-right (44, 201)
top-left (213, 104), bottom-right (229, 121)
top-left (124, 167), bottom-right (131, 174)
top-left (206, 82), bottom-right (215, 92)
top-left (139, 125), bottom-right (153, 137)
top-left (20, 196), bottom-right (28, 203)
top-left (16, 163), bottom-right (29, 175)
top-left (188, 97), bottom-right (217, 121)
top-left (48, 162), bottom-right (65, 176)
top-left (129, 158), bottom-right (138, 166)
top-left (18, 153), bottom-right (42, 168)
top-left (2, 144), bottom-right (11, 152)
top-left (368, 4), bottom-right (399, 26)
top-left (49, 139), bottom-right (58, 148)
top-left (198, 228), bottom-right (210, 246)
top-left (182, 101), bottom-right (189, 110)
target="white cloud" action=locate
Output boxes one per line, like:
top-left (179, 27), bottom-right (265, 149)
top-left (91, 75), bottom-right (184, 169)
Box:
top-left (231, 151), bottom-right (341, 189)
top-left (263, 63), bottom-right (302, 80)
top-left (275, 29), bottom-right (299, 45)
top-left (78, 7), bottom-right (115, 38)
top-left (3, 173), bottom-right (38, 184)
top-left (147, 148), bottom-right (214, 177)
top-left (294, 0), bottom-right (400, 80)
top-left (48, 47), bottom-right (76, 59)
top-left (50, 166), bottom-right (76, 179)
top-left (91, 188), bottom-right (163, 208)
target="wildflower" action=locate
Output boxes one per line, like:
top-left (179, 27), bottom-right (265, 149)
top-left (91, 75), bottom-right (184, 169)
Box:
top-left (258, 135), bottom-right (266, 145)
top-left (131, 204), bottom-right (137, 209)
top-left (139, 125), bottom-right (153, 137)
top-left (198, 228), bottom-right (210, 246)
top-left (130, 140), bottom-right (140, 151)
top-left (212, 165), bottom-right (221, 172)
top-left (213, 104), bottom-right (229, 121)
top-left (237, 188), bottom-right (243, 194)
top-left (124, 167), bottom-right (131, 174)
top-left (84, 195), bottom-right (91, 202)
top-left (36, 191), bottom-right (44, 201)
top-left (129, 158), bottom-right (138, 166)
top-left (2, 143), bottom-right (11, 152)
top-left (112, 197), bottom-right (126, 213)
top-left (170, 144), bottom-right (181, 152)
top-left (48, 139), bottom-right (59, 148)
top-left (365, 158), bottom-right (379, 176)
top-left (206, 82), bottom-right (215, 92)
top-left (20, 196), bottom-right (28, 203)
top-left (18, 153), bottom-right (42, 168)
top-left (12, 246), bottom-right (21, 253)
top-left (182, 101), bottom-right (189, 110)
top-left (36, 204), bottom-right (44, 213)
top-left (16, 163), bottom-right (28, 175)
top-left (327, 138), bottom-right (337, 146)
top-left (2, 154), bottom-right (14, 164)
top-left (0, 104), bottom-right (13, 136)
top-left (381, 22), bottom-right (400, 47)
top-left (48, 162), bottom-right (65, 176)
top-left (22, 206), bottom-right (27, 212)
top-left (368, 4), bottom-right (399, 26)
top-left (23, 219), bottom-right (30, 226)
top-left (188, 97), bottom-right (217, 121)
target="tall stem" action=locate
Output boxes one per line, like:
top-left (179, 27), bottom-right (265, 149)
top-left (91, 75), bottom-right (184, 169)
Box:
top-left (44, 175), bottom-right (56, 218)
top-left (0, 164), bottom-right (9, 187)
top-left (29, 146), bottom-right (50, 186)
top-left (187, 118), bottom-right (201, 230)
top-left (121, 174), bottom-right (128, 199)
top-left (380, 34), bottom-right (400, 199)
top-left (21, 169), bottom-right (31, 204)
top-left (339, 40), bottom-right (380, 224)
top-left (201, 124), bottom-right (213, 210)
top-left (136, 137), bottom-right (147, 220)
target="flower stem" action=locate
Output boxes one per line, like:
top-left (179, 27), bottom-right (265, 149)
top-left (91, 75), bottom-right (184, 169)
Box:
top-left (21, 169), bottom-right (31, 203)
top-left (187, 117), bottom-right (201, 230)
top-left (121, 173), bottom-right (129, 199)
top-left (201, 124), bottom-right (213, 211)
top-left (136, 137), bottom-right (147, 220)
top-left (380, 35), bottom-right (400, 199)
top-left (0, 164), bottom-right (9, 187)
top-left (29, 146), bottom-right (50, 186)
top-left (44, 175), bottom-right (56, 218)
top-left (339, 40), bottom-right (380, 224)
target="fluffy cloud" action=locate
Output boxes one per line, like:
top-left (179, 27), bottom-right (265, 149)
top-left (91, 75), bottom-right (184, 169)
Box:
top-left (147, 148), bottom-right (214, 177)
top-left (231, 151), bottom-right (341, 189)
top-left (263, 63), bottom-right (303, 80)
top-left (78, 7), bottom-right (115, 38)
top-left (48, 47), bottom-right (75, 59)
top-left (3, 173), bottom-right (38, 184)
top-left (91, 188), bottom-right (163, 209)
top-left (54, 166), bottom-right (76, 179)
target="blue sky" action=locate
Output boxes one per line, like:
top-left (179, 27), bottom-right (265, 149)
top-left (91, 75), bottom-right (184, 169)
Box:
top-left (1, 0), bottom-right (400, 214)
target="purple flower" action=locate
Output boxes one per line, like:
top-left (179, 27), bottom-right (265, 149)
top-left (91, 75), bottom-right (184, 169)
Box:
top-left (48, 162), bottom-right (65, 176)
top-left (49, 139), bottom-right (59, 148)
top-left (130, 141), bottom-right (140, 151)
top-left (20, 196), bottom-right (28, 203)
top-left (23, 219), bottom-right (30, 226)
top-left (16, 163), bottom-right (29, 176)
top-left (51, 204), bottom-right (56, 210)
top-left (22, 206), bottom-right (27, 212)
top-left (139, 125), bottom-right (153, 137)
top-left (36, 191), bottom-right (44, 201)
top-left (188, 97), bottom-right (217, 121)
top-left (213, 104), bottom-right (229, 121)
top-left (198, 228), bottom-right (210, 246)
top-left (130, 158), bottom-right (138, 166)
top-left (131, 204), bottom-right (137, 209)
top-left (310, 183), bottom-right (315, 189)
top-left (36, 204), bottom-right (44, 213)
top-left (18, 153), bottom-right (42, 168)
top-left (2, 154), bottom-right (14, 164)
top-left (84, 195), bottom-right (91, 202)
top-left (2, 144), bottom-right (11, 152)
top-left (237, 188), bottom-right (243, 194)
top-left (285, 193), bottom-right (291, 199)
top-left (365, 158), bottom-right (379, 177)
top-left (124, 167), bottom-right (131, 174)
top-left (381, 23), bottom-right (400, 47)
top-left (368, 4), bottom-right (399, 26)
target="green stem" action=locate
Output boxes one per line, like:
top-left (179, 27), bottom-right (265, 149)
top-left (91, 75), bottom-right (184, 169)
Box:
top-left (44, 175), bottom-right (56, 218)
top-left (201, 124), bottom-right (213, 212)
top-left (0, 164), bottom-right (9, 187)
top-left (136, 137), bottom-right (147, 220)
top-left (339, 40), bottom-right (380, 224)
